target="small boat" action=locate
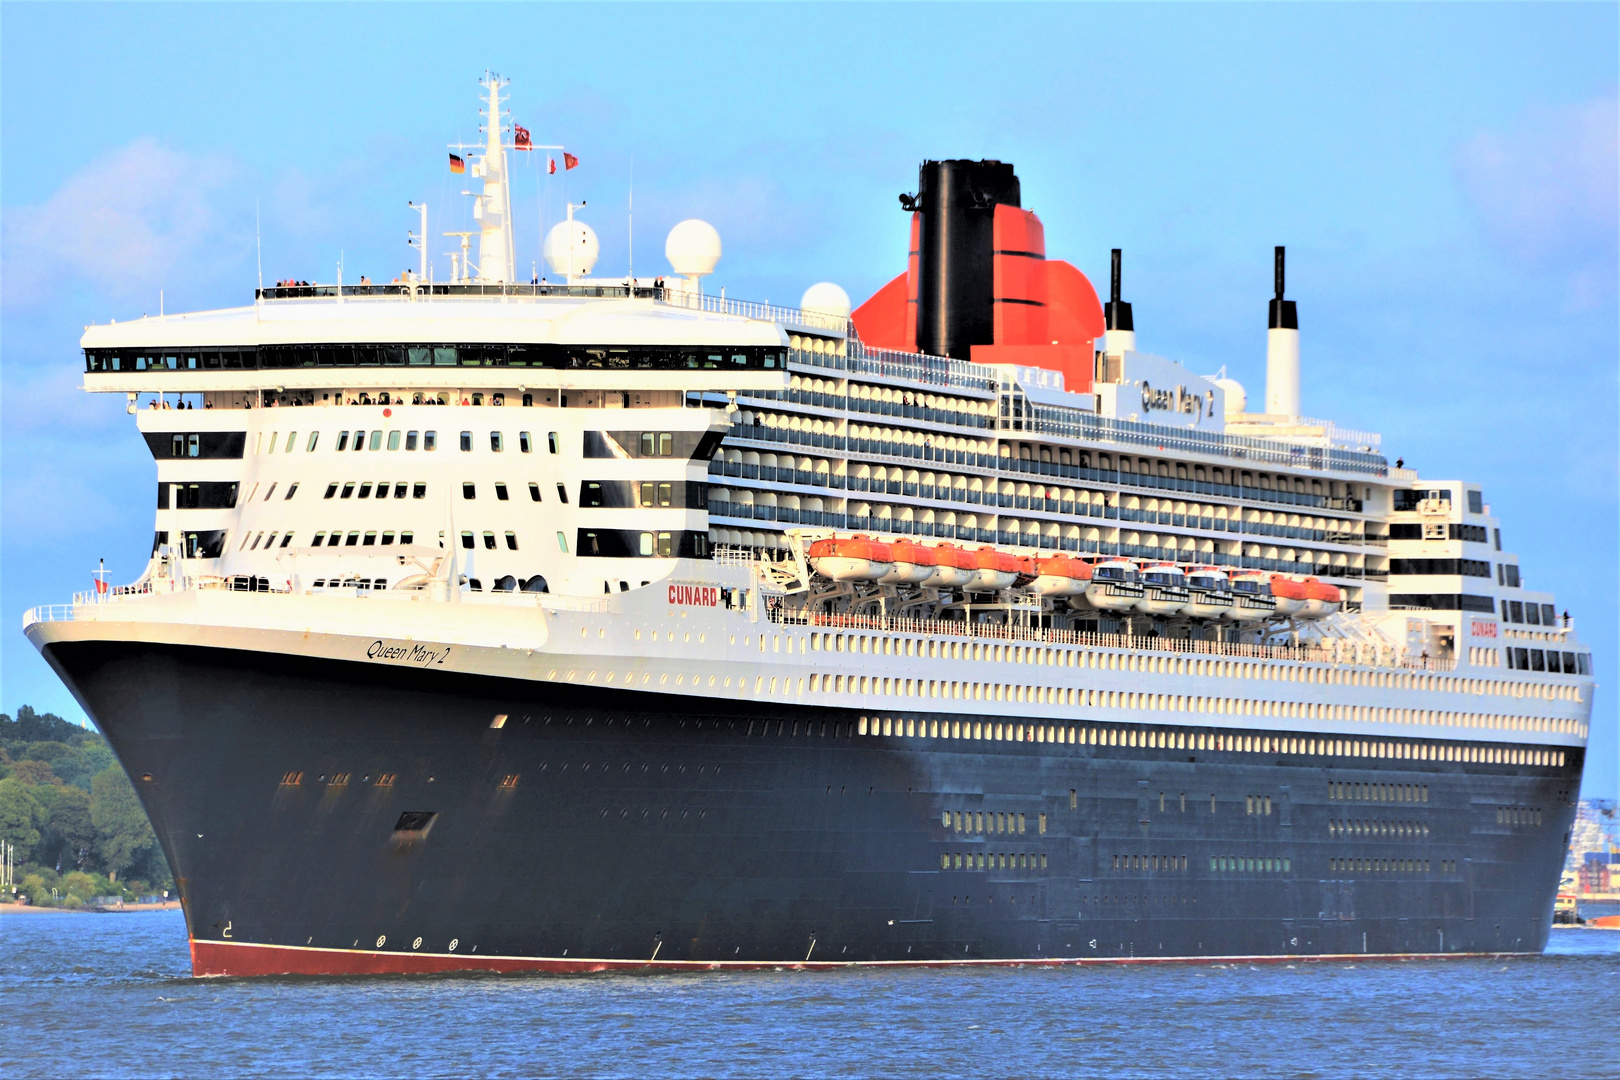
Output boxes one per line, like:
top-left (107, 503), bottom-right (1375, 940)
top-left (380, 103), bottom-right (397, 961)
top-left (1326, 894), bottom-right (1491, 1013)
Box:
top-left (808, 535), bottom-right (895, 582)
top-left (877, 540), bottom-right (935, 586)
top-left (1268, 574), bottom-right (1309, 618)
top-left (920, 545), bottom-right (975, 589)
top-left (967, 547), bottom-right (1018, 592)
top-left (1134, 561), bottom-right (1192, 616)
top-left (1183, 565), bottom-right (1236, 620)
top-left (1079, 559), bottom-right (1143, 612)
top-left (1027, 555), bottom-right (1093, 597)
top-left (1227, 572), bottom-right (1278, 621)
top-left (1298, 578), bottom-right (1343, 619)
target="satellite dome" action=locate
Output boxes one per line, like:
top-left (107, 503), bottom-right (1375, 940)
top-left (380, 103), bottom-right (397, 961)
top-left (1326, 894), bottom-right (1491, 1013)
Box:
top-left (800, 282), bottom-right (852, 321)
top-left (543, 219), bottom-right (599, 277)
top-left (1214, 377), bottom-right (1247, 415)
top-left (665, 219), bottom-right (721, 278)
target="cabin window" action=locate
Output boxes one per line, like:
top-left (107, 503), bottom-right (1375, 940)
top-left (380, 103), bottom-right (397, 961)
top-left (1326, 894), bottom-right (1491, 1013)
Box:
top-left (400, 531), bottom-right (414, 545)
top-left (362, 531), bottom-right (378, 546)
top-left (460, 532), bottom-right (474, 549)
top-left (279, 534), bottom-right (293, 548)
top-left (344, 531), bottom-right (360, 546)
top-left (412, 483), bottom-right (427, 499)
top-left (424, 431), bottom-right (437, 451)
top-left (528, 482), bottom-right (542, 502)
top-left (460, 431), bottom-right (473, 452)
top-left (387, 430), bottom-right (400, 450)
top-left (336, 431), bottom-right (350, 452)
top-left (284, 482), bottom-right (299, 500)
top-left (556, 531), bottom-right (568, 553)
top-left (381, 531), bottom-right (396, 546)
top-left (519, 432), bottom-right (532, 453)
top-left (282, 432), bottom-right (296, 452)
top-left (405, 431), bottom-right (418, 451)
top-left (367, 430), bottom-right (382, 451)
top-left (490, 432), bottom-right (504, 452)
top-left (505, 532), bottom-right (518, 550)
top-left (389, 483), bottom-right (404, 498)
top-left (340, 482), bottom-right (355, 499)
top-left (357, 482), bottom-right (372, 499)
top-left (547, 432), bottom-right (559, 454)
top-left (482, 532), bottom-right (497, 550)
top-left (311, 532), bottom-right (325, 546)
top-left (556, 483), bottom-right (569, 504)
top-left (463, 483), bottom-right (476, 499)
top-left (495, 483), bottom-right (509, 501)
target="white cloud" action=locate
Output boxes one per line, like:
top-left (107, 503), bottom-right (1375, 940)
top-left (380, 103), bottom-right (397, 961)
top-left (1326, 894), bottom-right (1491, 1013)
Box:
top-left (1, 138), bottom-right (244, 308)
top-left (1456, 93), bottom-right (1618, 283)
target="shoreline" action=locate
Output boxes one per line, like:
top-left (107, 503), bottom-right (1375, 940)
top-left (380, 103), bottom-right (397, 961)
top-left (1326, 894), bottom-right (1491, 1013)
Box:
top-left (0, 901), bottom-right (182, 915)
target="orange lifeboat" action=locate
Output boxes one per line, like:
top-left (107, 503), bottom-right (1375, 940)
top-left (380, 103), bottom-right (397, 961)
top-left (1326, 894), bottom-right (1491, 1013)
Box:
top-left (808, 535), bottom-right (894, 582)
top-left (921, 545), bottom-right (975, 589)
top-left (1028, 555), bottom-right (1093, 597)
top-left (1299, 578), bottom-right (1343, 619)
top-left (1268, 575), bottom-right (1309, 618)
top-left (878, 540), bottom-right (935, 586)
top-left (967, 547), bottom-right (1019, 592)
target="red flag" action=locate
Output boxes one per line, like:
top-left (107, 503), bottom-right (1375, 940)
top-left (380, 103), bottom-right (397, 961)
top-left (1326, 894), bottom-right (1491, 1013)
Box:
top-left (448, 153), bottom-right (465, 174)
top-left (547, 157), bottom-right (556, 175)
top-left (563, 152), bottom-right (579, 170)
top-left (94, 577), bottom-right (108, 595)
top-left (514, 124), bottom-right (531, 150)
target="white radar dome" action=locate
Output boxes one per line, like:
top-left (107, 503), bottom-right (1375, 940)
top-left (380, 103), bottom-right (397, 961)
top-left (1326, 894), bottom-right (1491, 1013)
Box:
top-left (1214, 377), bottom-right (1247, 415)
top-left (800, 282), bottom-right (852, 321)
top-left (665, 219), bottom-right (722, 278)
top-left (544, 219), bottom-right (599, 277)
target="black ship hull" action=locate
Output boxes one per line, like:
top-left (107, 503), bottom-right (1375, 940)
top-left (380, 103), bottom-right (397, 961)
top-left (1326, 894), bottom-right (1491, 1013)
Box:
top-left (42, 640), bottom-right (1579, 976)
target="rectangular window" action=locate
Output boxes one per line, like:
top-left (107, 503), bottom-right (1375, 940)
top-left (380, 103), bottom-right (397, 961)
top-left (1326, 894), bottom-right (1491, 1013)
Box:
top-left (556, 531), bottom-right (568, 553)
top-left (368, 430), bottom-right (382, 451)
top-left (505, 531), bottom-right (518, 551)
top-left (639, 532), bottom-right (654, 556)
top-left (344, 531), bottom-right (360, 546)
top-left (424, 431), bottom-right (437, 451)
top-left (519, 432), bottom-right (532, 453)
top-left (285, 432), bottom-right (297, 452)
top-left (412, 483), bottom-right (427, 499)
top-left (490, 432), bottom-right (503, 452)
top-left (547, 432), bottom-right (558, 454)
top-left (528, 482), bottom-right (542, 502)
top-left (405, 430), bottom-right (418, 451)
top-left (656, 531), bottom-right (673, 557)
top-left (463, 482), bottom-right (476, 499)
top-left (460, 431), bottom-right (473, 452)
top-left (393, 482), bottom-right (407, 499)
top-left (482, 532), bottom-right (496, 550)
top-left (336, 431), bottom-right (350, 452)
top-left (362, 531), bottom-right (377, 546)
top-left (327, 533), bottom-right (342, 547)
top-left (311, 532), bottom-right (325, 546)
top-left (387, 430), bottom-right (401, 451)
top-left (556, 483), bottom-right (569, 504)
top-left (285, 482), bottom-right (299, 500)
top-left (495, 483), bottom-right (509, 501)
top-left (400, 530), bottom-right (414, 545)
top-left (279, 533), bottom-right (294, 548)
top-left (263, 482), bottom-right (277, 501)
top-left (381, 531), bottom-right (396, 546)
top-left (340, 482), bottom-right (355, 499)
top-left (357, 482), bottom-right (372, 499)
top-left (351, 430), bottom-right (366, 451)
top-left (460, 532), bottom-right (474, 549)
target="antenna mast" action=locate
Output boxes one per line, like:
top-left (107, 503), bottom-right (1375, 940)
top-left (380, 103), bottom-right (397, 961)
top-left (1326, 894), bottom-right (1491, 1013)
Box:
top-left (408, 202), bottom-right (429, 280)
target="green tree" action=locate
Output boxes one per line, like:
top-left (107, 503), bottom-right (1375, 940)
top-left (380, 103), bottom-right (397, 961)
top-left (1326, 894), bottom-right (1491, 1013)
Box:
top-left (0, 777), bottom-right (47, 864)
top-left (40, 785), bottom-right (96, 871)
top-left (89, 767), bottom-right (155, 882)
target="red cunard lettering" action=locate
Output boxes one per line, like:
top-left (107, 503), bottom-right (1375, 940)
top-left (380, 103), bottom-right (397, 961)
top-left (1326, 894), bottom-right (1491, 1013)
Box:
top-left (667, 585), bottom-right (718, 607)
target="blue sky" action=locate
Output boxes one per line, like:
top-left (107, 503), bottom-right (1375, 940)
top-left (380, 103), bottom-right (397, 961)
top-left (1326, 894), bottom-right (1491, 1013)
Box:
top-left (2, 3), bottom-right (1615, 796)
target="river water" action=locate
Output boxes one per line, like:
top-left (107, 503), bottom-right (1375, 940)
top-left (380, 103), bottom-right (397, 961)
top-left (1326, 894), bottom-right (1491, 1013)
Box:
top-left (4, 911), bottom-right (1616, 1078)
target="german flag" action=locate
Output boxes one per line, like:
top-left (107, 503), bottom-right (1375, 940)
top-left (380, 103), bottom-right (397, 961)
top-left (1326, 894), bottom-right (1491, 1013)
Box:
top-left (449, 153), bottom-right (465, 174)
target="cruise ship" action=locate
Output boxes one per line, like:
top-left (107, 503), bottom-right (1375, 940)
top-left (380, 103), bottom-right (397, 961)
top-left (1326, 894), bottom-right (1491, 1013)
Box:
top-left (27, 76), bottom-right (1591, 976)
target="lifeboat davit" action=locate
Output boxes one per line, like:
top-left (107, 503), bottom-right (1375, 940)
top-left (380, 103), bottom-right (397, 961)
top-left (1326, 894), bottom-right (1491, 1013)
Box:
top-left (920, 545), bottom-right (975, 589)
top-left (1079, 558), bottom-right (1142, 611)
top-left (1227, 571), bottom-right (1276, 621)
top-left (967, 547), bottom-right (1019, 592)
top-left (1298, 578), bottom-right (1343, 619)
top-left (1134, 561), bottom-right (1192, 616)
top-left (807, 535), bottom-right (894, 582)
top-left (1028, 555), bottom-right (1093, 597)
top-left (1268, 574), bottom-right (1309, 618)
top-left (877, 540), bottom-right (935, 586)
top-left (1183, 565), bottom-right (1236, 620)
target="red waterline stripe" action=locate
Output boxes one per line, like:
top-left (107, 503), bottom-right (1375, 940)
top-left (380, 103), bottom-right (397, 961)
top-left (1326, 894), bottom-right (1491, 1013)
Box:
top-left (189, 939), bottom-right (1523, 978)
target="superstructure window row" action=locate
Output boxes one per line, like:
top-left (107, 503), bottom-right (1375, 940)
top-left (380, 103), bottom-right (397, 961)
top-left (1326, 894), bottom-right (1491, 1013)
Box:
top-left (325, 481), bottom-right (426, 499)
top-left (86, 343), bottom-right (786, 372)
